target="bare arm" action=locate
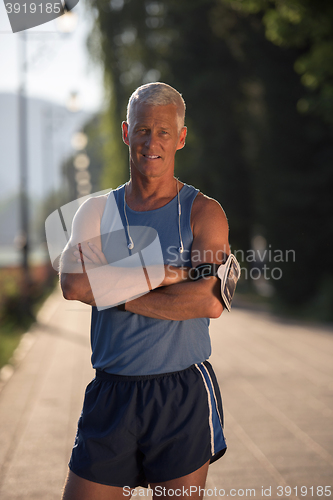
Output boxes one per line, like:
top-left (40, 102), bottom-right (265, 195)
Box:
top-left (59, 196), bottom-right (190, 307)
top-left (62, 249), bottom-right (190, 307)
top-left (59, 195), bottom-right (106, 304)
top-left (123, 193), bottom-right (230, 320)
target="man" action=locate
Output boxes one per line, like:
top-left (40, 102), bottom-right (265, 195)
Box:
top-left (60, 82), bottom-right (231, 500)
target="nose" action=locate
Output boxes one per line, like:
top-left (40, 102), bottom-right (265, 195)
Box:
top-left (144, 132), bottom-right (156, 149)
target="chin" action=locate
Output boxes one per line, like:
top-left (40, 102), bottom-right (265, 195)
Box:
top-left (134, 164), bottom-right (164, 178)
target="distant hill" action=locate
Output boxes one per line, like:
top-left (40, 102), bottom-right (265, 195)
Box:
top-left (0, 93), bottom-right (93, 264)
top-left (0, 92), bottom-right (92, 201)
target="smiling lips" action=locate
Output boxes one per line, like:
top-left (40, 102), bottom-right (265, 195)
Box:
top-left (143, 154), bottom-right (161, 159)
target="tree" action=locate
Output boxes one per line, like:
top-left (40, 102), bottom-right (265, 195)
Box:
top-left (87, 0), bottom-right (333, 317)
top-left (89, 0), bottom-right (254, 251)
top-left (220, 0), bottom-right (333, 313)
top-left (222, 0), bottom-right (333, 124)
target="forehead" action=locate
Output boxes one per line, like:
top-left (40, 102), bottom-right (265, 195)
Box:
top-left (130, 102), bottom-right (179, 127)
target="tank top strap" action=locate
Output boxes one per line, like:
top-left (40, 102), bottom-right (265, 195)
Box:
top-left (178, 183), bottom-right (200, 249)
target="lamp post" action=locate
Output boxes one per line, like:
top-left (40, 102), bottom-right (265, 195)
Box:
top-left (16, 11), bottom-right (78, 308)
top-left (18, 30), bottom-right (31, 309)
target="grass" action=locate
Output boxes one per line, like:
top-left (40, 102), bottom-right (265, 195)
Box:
top-left (0, 322), bottom-right (26, 369)
top-left (0, 265), bottom-right (57, 370)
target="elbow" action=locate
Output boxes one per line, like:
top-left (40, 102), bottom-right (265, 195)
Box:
top-left (62, 287), bottom-right (76, 301)
top-left (60, 274), bottom-right (78, 301)
top-left (61, 284), bottom-right (75, 301)
top-left (208, 298), bottom-right (224, 319)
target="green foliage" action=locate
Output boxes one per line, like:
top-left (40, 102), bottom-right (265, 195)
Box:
top-left (223, 0), bottom-right (333, 124)
top-left (99, 81), bottom-right (129, 189)
top-left (88, 0), bottom-right (254, 250)
top-left (0, 266), bottom-right (57, 368)
top-left (0, 324), bottom-right (23, 370)
top-left (86, 0), bottom-right (333, 319)
top-left (220, 0), bottom-right (333, 313)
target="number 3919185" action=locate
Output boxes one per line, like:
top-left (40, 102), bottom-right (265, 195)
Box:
top-left (277, 486), bottom-right (331, 497)
top-left (5, 3), bottom-right (62, 14)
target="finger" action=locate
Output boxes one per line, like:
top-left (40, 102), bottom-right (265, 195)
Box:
top-left (76, 253), bottom-right (93, 264)
top-left (76, 257), bottom-right (93, 265)
top-left (77, 244), bottom-right (98, 267)
top-left (77, 242), bottom-right (103, 265)
top-left (87, 242), bottom-right (108, 265)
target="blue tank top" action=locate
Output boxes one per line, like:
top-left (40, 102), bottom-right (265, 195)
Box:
top-left (90, 183), bottom-right (211, 375)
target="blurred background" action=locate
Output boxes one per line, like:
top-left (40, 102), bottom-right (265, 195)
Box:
top-left (0, 0), bottom-right (333, 369)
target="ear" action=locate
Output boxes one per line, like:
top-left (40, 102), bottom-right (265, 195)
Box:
top-left (176, 126), bottom-right (187, 150)
top-left (122, 121), bottom-right (130, 145)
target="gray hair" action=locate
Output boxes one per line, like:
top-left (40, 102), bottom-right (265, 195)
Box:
top-left (126, 82), bottom-right (186, 132)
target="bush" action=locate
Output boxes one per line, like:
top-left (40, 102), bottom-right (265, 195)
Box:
top-left (0, 265), bottom-right (57, 368)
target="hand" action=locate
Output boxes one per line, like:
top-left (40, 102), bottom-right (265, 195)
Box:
top-left (73, 242), bottom-right (108, 267)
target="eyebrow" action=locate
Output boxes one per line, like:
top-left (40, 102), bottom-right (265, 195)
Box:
top-left (134, 124), bottom-right (172, 132)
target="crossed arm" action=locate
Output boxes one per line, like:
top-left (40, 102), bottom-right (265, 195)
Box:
top-left (59, 193), bottom-right (230, 320)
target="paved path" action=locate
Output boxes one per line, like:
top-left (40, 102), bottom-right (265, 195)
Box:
top-left (207, 308), bottom-right (333, 499)
top-left (0, 287), bottom-right (332, 499)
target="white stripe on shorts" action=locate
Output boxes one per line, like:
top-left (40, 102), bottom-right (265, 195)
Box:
top-left (195, 363), bottom-right (214, 455)
top-left (201, 363), bottom-right (224, 429)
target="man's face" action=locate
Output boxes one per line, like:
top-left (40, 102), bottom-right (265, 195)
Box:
top-left (122, 103), bottom-right (187, 180)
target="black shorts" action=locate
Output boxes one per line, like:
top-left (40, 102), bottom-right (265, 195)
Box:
top-left (69, 361), bottom-right (226, 488)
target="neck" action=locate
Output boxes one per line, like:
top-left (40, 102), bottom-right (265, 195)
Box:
top-left (125, 175), bottom-right (181, 211)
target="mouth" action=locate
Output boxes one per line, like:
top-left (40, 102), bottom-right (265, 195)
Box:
top-left (142, 154), bottom-right (161, 160)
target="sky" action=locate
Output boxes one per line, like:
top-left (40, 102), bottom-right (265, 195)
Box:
top-left (0, 0), bottom-right (104, 112)
top-left (0, 2), bottom-right (106, 264)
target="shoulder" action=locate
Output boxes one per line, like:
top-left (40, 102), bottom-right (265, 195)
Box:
top-left (191, 192), bottom-right (229, 234)
top-left (69, 193), bottom-right (109, 244)
top-left (73, 193), bottom-right (109, 222)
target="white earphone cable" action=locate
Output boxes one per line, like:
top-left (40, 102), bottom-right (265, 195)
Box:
top-left (124, 185), bottom-right (134, 250)
top-left (177, 178), bottom-right (184, 254)
top-left (124, 179), bottom-right (184, 253)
